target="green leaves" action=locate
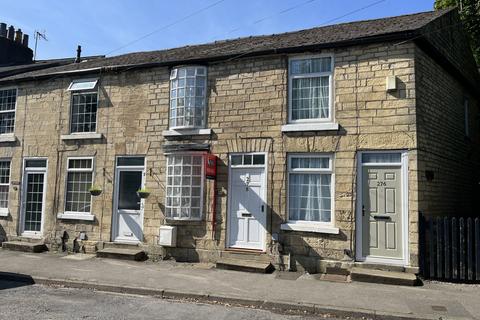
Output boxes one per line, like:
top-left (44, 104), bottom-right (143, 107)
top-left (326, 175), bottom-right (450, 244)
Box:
top-left (434, 0), bottom-right (480, 65)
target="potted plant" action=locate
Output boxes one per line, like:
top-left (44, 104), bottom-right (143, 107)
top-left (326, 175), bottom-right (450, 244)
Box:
top-left (136, 187), bottom-right (150, 199)
top-left (88, 185), bottom-right (102, 196)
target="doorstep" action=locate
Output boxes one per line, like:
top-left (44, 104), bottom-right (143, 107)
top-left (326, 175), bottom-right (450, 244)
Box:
top-left (216, 258), bottom-right (275, 273)
top-left (350, 267), bottom-right (420, 286)
top-left (1, 241), bottom-right (48, 253)
top-left (96, 247), bottom-right (147, 261)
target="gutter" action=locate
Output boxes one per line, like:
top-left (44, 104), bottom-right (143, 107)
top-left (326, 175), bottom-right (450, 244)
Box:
top-left (0, 30), bottom-right (419, 85)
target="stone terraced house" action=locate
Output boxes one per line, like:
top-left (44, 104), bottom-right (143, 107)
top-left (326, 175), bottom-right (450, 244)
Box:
top-left (0, 8), bottom-right (478, 275)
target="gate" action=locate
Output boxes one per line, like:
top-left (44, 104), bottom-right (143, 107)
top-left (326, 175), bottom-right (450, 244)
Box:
top-left (420, 214), bottom-right (480, 282)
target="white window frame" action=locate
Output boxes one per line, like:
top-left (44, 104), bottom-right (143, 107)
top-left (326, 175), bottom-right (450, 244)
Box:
top-left (281, 153), bottom-right (338, 234)
top-left (0, 158), bottom-right (11, 216)
top-left (287, 54), bottom-right (335, 125)
top-left (169, 66), bottom-right (208, 130)
top-left (0, 87), bottom-right (17, 136)
top-left (68, 78), bottom-right (99, 135)
top-left (229, 152), bottom-right (266, 168)
top-left (164, 152), bottom-right (205, 221)
top-left (67, 78), bottom-right (98, 91)
top-left (60, 156), bottom-right (95, 220)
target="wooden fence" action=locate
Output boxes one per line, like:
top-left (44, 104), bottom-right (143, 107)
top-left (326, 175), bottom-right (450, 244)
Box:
top-left (419, 214), bottom-right (480, 282)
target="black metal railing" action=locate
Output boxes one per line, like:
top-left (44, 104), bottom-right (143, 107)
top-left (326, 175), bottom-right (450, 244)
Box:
top-left (420, 213), bottom-right (480, 282)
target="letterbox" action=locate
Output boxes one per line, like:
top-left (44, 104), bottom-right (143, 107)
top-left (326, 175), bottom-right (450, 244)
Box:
top-left (205, 154), bottom-right (217, 180)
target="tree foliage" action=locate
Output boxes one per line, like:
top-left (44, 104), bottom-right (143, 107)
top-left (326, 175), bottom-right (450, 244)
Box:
top-left (434, 0), bottom-right (480, 65)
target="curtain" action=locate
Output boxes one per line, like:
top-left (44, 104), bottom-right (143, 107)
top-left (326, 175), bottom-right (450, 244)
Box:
top-left (291, 76), bottom-right (329, 120)
top-left (289, 173), bottom-right (331, 222)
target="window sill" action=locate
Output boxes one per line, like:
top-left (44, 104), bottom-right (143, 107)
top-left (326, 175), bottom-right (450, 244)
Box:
top-left (281, 223), bottom-right (339, 234)
top-left (57, 213), bottom-right (95, 221)
top-left (281, 123), bottom-right (339, 132)
top-left (0, 134), bottom-right (16, 143)
top-left (61, 133), bottom-right (103, 141)
top-left (0, 209), bottom-right (9, 217)
top-left (163, 128), bottom-right (212, 137)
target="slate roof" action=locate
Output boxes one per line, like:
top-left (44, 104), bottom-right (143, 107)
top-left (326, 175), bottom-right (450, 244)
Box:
top-left (0, 8), bottom-right (452, 83)
top-left (0, 56), bottom-right (105, 79)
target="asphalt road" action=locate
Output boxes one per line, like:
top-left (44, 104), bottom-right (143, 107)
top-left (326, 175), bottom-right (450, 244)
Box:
top-left (0, 280), bottom-right (336, 320)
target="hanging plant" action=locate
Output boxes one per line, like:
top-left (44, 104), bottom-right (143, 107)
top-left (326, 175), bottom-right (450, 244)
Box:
top-left (88, 185), bottom-right (102, 196)
top-left (136, 188), bottom-right (150, 199)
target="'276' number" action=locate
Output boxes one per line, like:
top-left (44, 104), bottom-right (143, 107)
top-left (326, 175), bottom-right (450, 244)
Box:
top-left (377, 181), bottom-right (386, 186)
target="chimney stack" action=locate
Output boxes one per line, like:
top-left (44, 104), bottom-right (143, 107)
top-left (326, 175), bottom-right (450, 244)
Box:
top-left (75, 45), bottom-right (81, 63)
top-left (0, 23), bottom-right (6, 37)
top-left (0, 22), bottom-right (33, 64)
top-left (7, 25), bottom-right (14, 40)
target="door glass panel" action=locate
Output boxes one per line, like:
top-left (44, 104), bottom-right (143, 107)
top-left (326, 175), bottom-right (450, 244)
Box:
top-left (25, 159), bottom-right (47, 168)
top-left (118, 171), bottom-right (142, 210)
top-left (361, 153), bottom-right (401, 163)
top-left (117, 157), bottom-right (145, 166)
top-left (24, 173), bottom-right (44, 232)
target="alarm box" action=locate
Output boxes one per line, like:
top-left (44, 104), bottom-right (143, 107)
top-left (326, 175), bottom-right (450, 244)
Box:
top-left (205, 154), bottom-right (217, 180)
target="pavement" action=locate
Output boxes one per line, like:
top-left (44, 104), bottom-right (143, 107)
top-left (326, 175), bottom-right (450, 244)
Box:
top-left (0, 249), bottom-right (479, 320)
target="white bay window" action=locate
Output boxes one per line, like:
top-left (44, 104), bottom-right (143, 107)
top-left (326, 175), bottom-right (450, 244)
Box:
top-left (165, 154), bottom-right (204, 220)
top-left (169, 66), bottom-right (207, 129)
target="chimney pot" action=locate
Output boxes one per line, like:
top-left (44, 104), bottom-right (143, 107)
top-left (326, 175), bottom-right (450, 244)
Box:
top-left (15, 28), bottom-right (23, 43)
top-left (22, 34), bottom-right (29, 47)
top-left (7, 25), bottom-right (14, 40)
top-left (75, 45), bottom-right (81, 63)
top-left (0, 23), bottom-right (6, 37)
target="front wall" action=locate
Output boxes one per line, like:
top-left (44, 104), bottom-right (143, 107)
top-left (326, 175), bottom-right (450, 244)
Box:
top-left (0, 42), bottom-right (420, 270)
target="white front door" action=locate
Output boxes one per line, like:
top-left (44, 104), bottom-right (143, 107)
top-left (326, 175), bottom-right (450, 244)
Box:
top-left (356, 151), bottom-right (408, 265)
top-left (21, 159), bottom-right (48, 237)
top-left (228, 154), bottom-right (267, 251)
top-left (113, 157), bottom-right (145, 243)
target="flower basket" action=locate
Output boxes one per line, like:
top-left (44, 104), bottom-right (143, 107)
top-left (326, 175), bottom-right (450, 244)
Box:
top-left (137, 188), bottom-right (150, 199)
top-left (88, 186), bottom-right (102, 196)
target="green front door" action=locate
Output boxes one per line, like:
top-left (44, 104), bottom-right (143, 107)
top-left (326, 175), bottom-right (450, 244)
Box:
top-left (362, 166), bottom-right (403, 259)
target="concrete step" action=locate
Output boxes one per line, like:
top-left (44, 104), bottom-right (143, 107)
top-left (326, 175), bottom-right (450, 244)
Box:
top-left (102, 242), bottom-right (141, 250)
top-left (220, 250), bottom-right (272, 263)
top-left (353, 262), bottom-right (419, 274)
top-left (96, 247), bottom-right (147, 261)
top-left (1, 241), bottom-right (48, 253)
top-left (5, 236), bottom-right (45, 244)
top-left (216, 258), bottom-right (275, 274)
top-left (350, 267), bottom-right (419, 286)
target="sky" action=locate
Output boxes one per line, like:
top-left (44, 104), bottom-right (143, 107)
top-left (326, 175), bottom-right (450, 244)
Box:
top-left (2, 0), bottom-right (435, 60)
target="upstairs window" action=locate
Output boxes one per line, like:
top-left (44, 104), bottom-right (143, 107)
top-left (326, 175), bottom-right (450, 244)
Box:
top-left (0, 88), bottom-right (17, 135)
top-left (169, 66), bottom-right (207, 129)
top-left (68, 79), bottom-right (98, 134)
top-left (289, 56), bottom-right (333, 123)
top-left (165, 154), bottom-right (204, 220)
top-left (65, 158), bottom-right (94, 215)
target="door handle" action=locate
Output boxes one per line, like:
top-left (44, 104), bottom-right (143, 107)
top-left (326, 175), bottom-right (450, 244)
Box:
top-left (362, 205), bottom-right (365, 216)
top-left (261, 205), bottom-right (264, 212)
